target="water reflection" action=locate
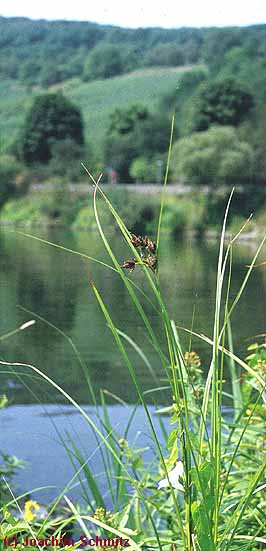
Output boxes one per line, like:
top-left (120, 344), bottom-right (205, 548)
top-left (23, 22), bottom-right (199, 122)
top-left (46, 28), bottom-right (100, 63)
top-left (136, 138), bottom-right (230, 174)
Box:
top-left (0, 228), bottom-right (265, 405)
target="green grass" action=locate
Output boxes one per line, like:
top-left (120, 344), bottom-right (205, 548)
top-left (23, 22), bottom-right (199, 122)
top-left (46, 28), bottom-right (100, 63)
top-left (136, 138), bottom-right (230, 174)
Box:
top-left (0, 66), bottom-right (195, 156)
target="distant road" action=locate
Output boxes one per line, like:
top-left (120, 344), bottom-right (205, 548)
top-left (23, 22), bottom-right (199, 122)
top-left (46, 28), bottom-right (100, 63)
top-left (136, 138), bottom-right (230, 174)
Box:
top-left (30, 183), bottom-right (204, 194)
top-left (30, 183), bottom-right (254, 195)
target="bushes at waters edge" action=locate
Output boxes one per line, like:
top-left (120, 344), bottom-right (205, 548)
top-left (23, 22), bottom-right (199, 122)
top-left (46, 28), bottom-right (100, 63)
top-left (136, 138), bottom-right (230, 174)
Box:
top-left (2, 188), bottom-right (265, 237)
top-left (1, 190), bottom-right (206, 236)
top-left (0, 190), bottom-right (88, 228)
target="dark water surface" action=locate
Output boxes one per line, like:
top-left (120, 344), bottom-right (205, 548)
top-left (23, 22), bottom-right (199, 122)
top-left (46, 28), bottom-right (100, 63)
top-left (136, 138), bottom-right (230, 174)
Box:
top-left (0, 228), bottom-right (265, 500)
top-left (0, 228), bottom-right (265, 405)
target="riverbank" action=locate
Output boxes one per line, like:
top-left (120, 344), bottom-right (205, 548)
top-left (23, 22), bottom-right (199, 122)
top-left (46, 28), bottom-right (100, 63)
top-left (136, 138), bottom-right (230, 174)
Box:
top-left (1, 184), bottom-right (265, 239)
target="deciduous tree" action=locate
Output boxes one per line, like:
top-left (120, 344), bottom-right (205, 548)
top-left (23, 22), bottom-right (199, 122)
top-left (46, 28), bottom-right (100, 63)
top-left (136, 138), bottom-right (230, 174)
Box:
top-left (20, 93), bottom-right (84, 165)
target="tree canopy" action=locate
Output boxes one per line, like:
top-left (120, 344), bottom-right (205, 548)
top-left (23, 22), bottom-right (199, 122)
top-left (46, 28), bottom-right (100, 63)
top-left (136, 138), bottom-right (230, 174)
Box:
top-left (2, 16), bottom-right (265, 87)
top-left (104, 105), bottom-right (171, 181)
top-left (20, 93), bottom-right (84, 165)
top-left (171, 126), bottom-right (253, 186)
top-left (192, 78), bottom-right (254, 131)
top-left (83, 44), bottom-right (123, 81)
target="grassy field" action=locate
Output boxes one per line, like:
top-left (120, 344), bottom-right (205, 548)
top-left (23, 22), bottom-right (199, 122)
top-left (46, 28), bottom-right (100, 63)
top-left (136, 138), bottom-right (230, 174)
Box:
top-left (0, 66), bottom-right (195, 157)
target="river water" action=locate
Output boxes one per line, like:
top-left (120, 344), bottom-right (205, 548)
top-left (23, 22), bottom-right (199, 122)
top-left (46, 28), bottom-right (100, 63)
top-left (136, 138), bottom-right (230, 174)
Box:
top-left (0, 227), bottom-right (265, 501)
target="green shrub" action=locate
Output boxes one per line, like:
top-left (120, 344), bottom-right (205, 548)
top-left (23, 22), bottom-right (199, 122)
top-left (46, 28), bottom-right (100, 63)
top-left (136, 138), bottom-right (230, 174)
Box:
top-left (162, 197), bottom-right (206, 236)
top-left (72, 204), bottom-right (113, 230)
top-left (191, 77), bottom-right (254, 131)
top-left (129, 156), bottom-right (155, 183)
top-left (0, 196), bottom-right (49, 227)
top-left (163, 203), bottom-right (188, 236)
top-left (171, 126), bottom-right (253, 186)
top-left (0, 154), bottom-right (29, 208)
top-left (48, 138), bottom-right (85, 181)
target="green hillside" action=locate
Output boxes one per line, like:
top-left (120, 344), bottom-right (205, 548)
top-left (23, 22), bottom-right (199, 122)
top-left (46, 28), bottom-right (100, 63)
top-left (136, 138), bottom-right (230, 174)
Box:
top-left (0, 66), bottom-right (193, 157)
top-left (56, 66), bottom-right (195, 157)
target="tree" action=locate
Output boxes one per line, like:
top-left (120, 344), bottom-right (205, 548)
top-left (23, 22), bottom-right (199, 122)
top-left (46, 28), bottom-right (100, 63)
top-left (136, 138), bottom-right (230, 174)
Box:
top-left (192, 78), bottom-right (254, 131)
top-left (145, 43), bottom-right (185, 66)
top-left (171, 126), bottom-right (253, 186)
top-left (202, 28), bottom-right (243, 73)
top-left (19, 60), bottom-right (41, 86)
top-left (19, 93), bottom-right (84, 165)
top-left (109, 104), bottom-right (149, 134)
top-left (104, 105), bottom-right (171, 181)
top-left (83, 44), bottom-right (123, 81)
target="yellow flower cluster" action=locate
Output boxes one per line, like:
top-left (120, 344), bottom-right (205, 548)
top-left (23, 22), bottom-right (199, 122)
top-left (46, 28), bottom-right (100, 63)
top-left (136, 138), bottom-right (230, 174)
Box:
top-left (93, 507), bottom-right (119, 529)
top-left (24, 500), bottom-right (40, 521)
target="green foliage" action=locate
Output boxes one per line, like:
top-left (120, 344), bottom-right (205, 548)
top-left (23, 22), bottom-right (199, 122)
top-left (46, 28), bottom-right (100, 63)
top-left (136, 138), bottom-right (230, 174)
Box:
top-left (162, 203), bottom-right (188, 237)
top-left (192, 78), bottom-right (254, 131)
top-left (72, 204), bottom-right (114, 231)
top-left (109, 104), bottom-right (149, 134)
top-left (0, 16), bottom-right (205, 86)
top-left (0, 189), bottom-right (87, 228)
top-left (129, 156), bottom-right (155, 183)
top-left (18, 60), bottom-right (41, 87)
top-left (202, 27), bottom-right (244, 73)
top-left (202, 25), bottom-right (266, 86)
top-left (105, 104), bottom-right (171, 180)
top-left (48, 138), bottom-right (85, 181)
top-left (19, 93), bottom-right (84, 165)
top-left (83, 43), bottom-right (123, 81)
top-left (239, 104), bottom-right (266, 186)
top-left (82, 189), bottom-right (266, 550)
top-left (0, 396), bottom-right (24, 505)
top-left (1, 188), bottom-right (160, 234)
top-left (159, 67), bottom-right (208, 138)
top-left (159, 67), bottom-right (208, 114)
top-left (0, 154), bottom-right (29, 208)
top-left (72, 205), bottom-right (99, 230)
top-left (204, 186), bottom-right (266, 228)
top-left (3, 18), bottom-right (262, 89)
top-left (73, 188), bottom-right (160, 235)
top-left (0, 18), bottom-right (264, 188)
top-left (39, 64), bottom-right (70, 87)
top-left (0, 68), bottom-right (186, 161)
top-left (105, 188), bottom-right (160, 235)
top-left (171, 126), bottom-right (253, 186)
top-left (0, 195), bottom-right (50, 227)
top-left (1, 183), bottom-right (266, 549)
top-left (162, 197), bottom-right (207, 236)
top-left (145, 43), bottom-right (185, 67)
top-left (0, 453), bottom-right (24, 505)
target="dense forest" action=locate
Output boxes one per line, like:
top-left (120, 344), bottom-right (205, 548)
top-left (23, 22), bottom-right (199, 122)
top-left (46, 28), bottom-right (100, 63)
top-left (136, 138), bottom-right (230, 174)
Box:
top-left (0, 17), bottom-right (265, 220)
top-left (0, 17), bottom-right (266, 87)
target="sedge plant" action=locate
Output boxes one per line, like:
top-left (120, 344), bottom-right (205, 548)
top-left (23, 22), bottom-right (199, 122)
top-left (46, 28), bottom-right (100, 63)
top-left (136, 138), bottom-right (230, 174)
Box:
top-left (0, 117), bottom-right (266, 550)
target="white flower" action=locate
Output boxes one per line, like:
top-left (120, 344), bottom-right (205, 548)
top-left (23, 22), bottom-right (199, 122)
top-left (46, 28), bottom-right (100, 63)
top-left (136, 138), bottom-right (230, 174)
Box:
top-left (158, 461), bottom-right (184, 491)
